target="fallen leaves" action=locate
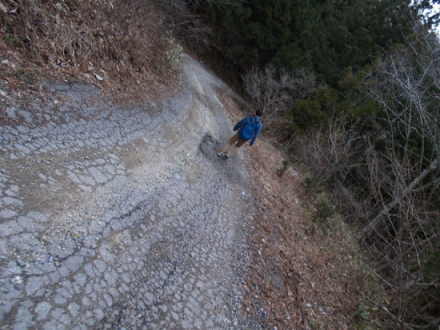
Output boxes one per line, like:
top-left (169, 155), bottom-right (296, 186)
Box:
top-left (214, 88), bottom-right (381, 329)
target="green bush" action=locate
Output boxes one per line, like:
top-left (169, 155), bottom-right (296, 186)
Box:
top-left (276, 159), bottom-right (291, 177)
top-left (164, 36), bottom-right (183, 70)
top-left (302, 176), bottom-right (324, 197)
top-left (315, 199), bottom-right (335, 223)
top-left (287, 99), bottom-right (328, 133)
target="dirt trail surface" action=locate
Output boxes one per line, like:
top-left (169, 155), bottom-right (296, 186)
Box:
top-left (0, 55), bottom-right (259, 329)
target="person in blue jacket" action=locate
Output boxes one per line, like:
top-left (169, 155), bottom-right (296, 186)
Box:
top-left (218, 109), bottom-right (263, 158)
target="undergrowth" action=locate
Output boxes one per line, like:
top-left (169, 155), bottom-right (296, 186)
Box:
top-left (0, 0), bottom-right (180, 102)
top-left (302, 173), bottom-right (388, 328)
top-left (211, 86), bottom-right (389, 329)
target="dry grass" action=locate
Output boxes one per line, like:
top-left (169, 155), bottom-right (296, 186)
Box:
top-left (216, 89), bottom-right (386, 329)
top-left (0, 0), bottom-right (179, 105)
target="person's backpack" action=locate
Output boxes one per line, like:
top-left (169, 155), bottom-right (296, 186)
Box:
top-left (238, 116), bottom-right (257, 141)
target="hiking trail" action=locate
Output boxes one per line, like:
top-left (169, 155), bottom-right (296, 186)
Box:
top-left (0, 55), bottom-right (259, 329)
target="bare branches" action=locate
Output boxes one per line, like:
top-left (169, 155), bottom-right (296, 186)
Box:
top-left (359, 31), bottom-right (440, 241)
top-left (289, 26), bottom-right (440, 328)
top-left (150, 0), bottom-right (212, 53)
top-left (242, 67), bottom-right (318, 124)
top-left (357, 156), bottom-right (439, 241)
top-left (347, 28), bottom-right (440, 328)
top-left (293, 117), bottom-right (358, 181)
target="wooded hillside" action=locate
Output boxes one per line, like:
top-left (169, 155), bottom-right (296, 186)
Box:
top-left (189, 0), bottom-right (440, 328)
top-left (1, 0), bottom-right (439, 328)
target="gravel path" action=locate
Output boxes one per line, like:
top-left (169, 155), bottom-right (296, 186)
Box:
top-left (0, 55), bottom-right (258, 329)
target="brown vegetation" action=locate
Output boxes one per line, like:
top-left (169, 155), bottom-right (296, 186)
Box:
top-left (216, 89), bottom-right (385, 329)
top-left (0, 0), bottom-right (179, 105)
top-left (239, 28), bottom-right (440, 327)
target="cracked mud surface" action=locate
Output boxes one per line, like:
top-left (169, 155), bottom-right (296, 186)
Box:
top-left (0, 55), bottom-right (260, 329)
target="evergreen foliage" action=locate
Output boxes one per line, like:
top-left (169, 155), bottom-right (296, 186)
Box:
top-left (195, 0), bottom-right (424, 89)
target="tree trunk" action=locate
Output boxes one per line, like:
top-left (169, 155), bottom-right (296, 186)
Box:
top-left (356, 156), bottom-right (439, 241)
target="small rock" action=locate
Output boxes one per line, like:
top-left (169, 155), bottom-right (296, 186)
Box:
top-left (16, 259), bottom-right (26, 268)
top-left (13, 275), bottom-right (22, 284)
top-left (94, 73), bottom-right (104, 81)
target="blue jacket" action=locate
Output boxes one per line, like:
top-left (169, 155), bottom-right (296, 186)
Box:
top-left (233, 115), bottom-right (263, 146)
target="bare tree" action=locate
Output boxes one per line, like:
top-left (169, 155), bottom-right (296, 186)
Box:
top-left (242, 67), bottom-right (318, 124)
top-left (358, 31), bottom-right (440, 241)
top-left (292, 116), bottom-right (361, 182)
top-left (151, 0), bottom-right (212, 53)
top-left (353, 28), bottom-right (440, 328)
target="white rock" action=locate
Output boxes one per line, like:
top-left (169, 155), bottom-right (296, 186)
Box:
top-left (94, 73), bottom-right (104, 81)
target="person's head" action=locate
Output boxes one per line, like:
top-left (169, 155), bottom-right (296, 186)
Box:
top-left (256, 109), bottom-right (263, 117)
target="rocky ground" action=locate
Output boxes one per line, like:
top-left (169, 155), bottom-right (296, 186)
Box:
top-left (0, 55), bottom-right (262, 329)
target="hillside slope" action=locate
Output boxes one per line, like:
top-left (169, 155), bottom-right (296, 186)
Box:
top-left (215, 89), bottom-right (382, 329)
top-left (1, 2), bottom-right (383, 328)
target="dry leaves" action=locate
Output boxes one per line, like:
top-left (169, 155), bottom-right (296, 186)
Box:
top-left (215, 89), bottom-right (383, 329)
top-left (0, 0), bottom-right (179, 105)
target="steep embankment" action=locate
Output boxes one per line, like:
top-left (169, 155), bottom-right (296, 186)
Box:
top-left (215, 88), bottom-right (377, 330)
top-left (0, 55), bottom-right (259, 329)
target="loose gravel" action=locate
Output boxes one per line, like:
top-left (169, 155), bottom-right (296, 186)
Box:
top-left (0, 55), bottom-right (260, 329)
